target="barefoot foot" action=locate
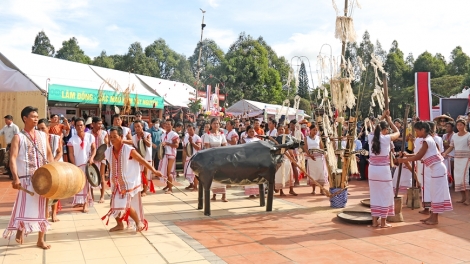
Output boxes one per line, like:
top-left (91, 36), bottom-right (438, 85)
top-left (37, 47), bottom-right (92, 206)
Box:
top-left (380, 223), bottom-right (392, 228)
top-left (37, 241), bottom-right (51, 249)
top-left (15, 230), bottom-right (23, 244)
top-left (51, 214), bottom-right (60, 222)
top-left (109, 225), bottom-right (124, 232)
top-left (289, 191), bottom-right (298, 196)
top-left (98, 197), bottom-right (105, 203)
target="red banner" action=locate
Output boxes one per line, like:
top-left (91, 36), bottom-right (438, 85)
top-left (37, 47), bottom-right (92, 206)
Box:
top-left (415, 72), bottom-right (432, 121)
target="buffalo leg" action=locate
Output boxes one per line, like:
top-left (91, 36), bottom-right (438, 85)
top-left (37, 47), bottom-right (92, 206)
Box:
top-left (204, 188), bottom-right (211, 216)
top-left (197, 179), bottom-right (203, 210)
top-left (266, 181), bottom-right (274, 212)
top-left (259, 184), bottom-right (265, 207)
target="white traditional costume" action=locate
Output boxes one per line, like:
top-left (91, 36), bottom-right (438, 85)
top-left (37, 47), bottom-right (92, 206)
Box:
top-left (88, 129), bottom-right (107, 190)
top-left (49, 133), bottom-right (63, 212)
top-left (132, 132), bottom-right (154, 193)
top-left (306, 135), bottom-right (329, 186)
top-left (450, 132), bottom-right (470, 192)
top-left (101, 144), bottom-right (147, 230)
top-left (422, 135), bottom-right (453, 213)
top-left (158, 130), bottom-right (179, 182)
top-left (226, 129), bottom-right (239, 145)
top-left (442, 132), bottom-right (455, 183)
top-left (68, 133), bottom-right (95, 207)
top-left (267, 129), bottom-right (277, 138)
top-left (3, 131), bottom-right (50, 239)
top-left (203, 132), bottom-right (227, 194)
top-left (49, 134), bottom-right (63, 162)
top-left (415, 137), bottom-right (431, 208)
top-left (392, 165), bottom-right (412, 194)
top-left (274, 135), bottom-right (294, 190)
top-left (368, 134), bottom-right (394, 219)
top-left (183, 133), bottom-right (202, 184)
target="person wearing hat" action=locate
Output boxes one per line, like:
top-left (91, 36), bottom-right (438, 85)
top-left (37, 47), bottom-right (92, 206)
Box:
top-left (299, 119), bottom-right (309, 138)
top-left (130, 111), bottom-right (149, 135)
top-left (0, 115), bottom-right (20, 177)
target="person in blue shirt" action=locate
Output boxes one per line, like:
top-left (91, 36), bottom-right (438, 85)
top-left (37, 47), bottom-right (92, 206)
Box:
top-left (130, 111), bottom-right (149, 135)
top-left (146, 118), bottom-right (164, 170)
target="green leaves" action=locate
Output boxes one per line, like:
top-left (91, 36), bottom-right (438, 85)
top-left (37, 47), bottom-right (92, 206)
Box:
top-left (55, 37), bottom-right (91, 64)
top-left (31, 31), bottom-right (55, 57)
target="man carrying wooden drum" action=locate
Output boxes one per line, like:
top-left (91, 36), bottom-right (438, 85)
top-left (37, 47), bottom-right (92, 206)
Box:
top-left (183, 123), bottom-right (202, 191)
top-left (4, 106), bottom-right (54, 249)
top-left (68, 118), bottom-right (96, 213)
top-left (132, 120), bottom-right (154, 196)
top-left (88, 117), bottom-right (108, 203)
top-left (102, 126), bottom-right (163, 232)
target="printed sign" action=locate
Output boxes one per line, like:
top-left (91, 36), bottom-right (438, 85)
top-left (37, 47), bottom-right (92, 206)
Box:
top-left (48, 84), bottom-right (164, 109)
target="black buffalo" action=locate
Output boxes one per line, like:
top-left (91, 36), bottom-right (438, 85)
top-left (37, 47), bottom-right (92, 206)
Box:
top-left (190, 137), bottom-right (300, 216)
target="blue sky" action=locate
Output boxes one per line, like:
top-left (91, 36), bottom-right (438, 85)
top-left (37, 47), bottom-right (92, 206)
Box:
top-left (1, 0), bottom-right (470, 80)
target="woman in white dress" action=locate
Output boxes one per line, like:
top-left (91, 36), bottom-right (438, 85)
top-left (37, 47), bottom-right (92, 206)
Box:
top-left (243, 126), bottom-right (261, 198)
top-left (399, 121), bottom-right (452, 225)
top-left (270, 126), bottom-right (297, 196)
top-left (368, 111), bottom-right (400, 228)
top-left (443, 119), bottom-right (470, 205)
top-left (200, 123), bottom-right (210, 150)
top-left (303, 124), bottom-right (328, 195)
top-left (203, 118), bottom-right (228, 202)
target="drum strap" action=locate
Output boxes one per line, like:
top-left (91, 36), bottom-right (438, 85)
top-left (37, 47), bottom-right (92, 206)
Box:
top-left (21, 131), bottom-right (49, 164)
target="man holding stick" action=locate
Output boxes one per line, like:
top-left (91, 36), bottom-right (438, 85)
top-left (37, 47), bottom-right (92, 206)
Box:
top-left (3, 106), bottom-right (54, 249)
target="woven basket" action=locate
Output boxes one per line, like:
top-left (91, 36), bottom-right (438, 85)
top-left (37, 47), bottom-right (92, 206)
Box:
top-left (330, 187), bottom-right (347, 208)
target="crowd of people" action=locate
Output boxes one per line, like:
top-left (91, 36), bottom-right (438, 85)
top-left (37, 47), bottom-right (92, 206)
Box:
top-left (2, 105), bottom-right (469, 249)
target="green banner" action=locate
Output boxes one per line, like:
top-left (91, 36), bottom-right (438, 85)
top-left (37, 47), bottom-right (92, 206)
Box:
top-left (48, 84), bottom-right (164, 109)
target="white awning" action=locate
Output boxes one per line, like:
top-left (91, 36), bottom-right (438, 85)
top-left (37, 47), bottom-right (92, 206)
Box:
top-left (0, 51), bottom-right (114, 93)
top-left (135, 74), bottom-right (197, 107)
top-left (89, 65), bottom-right (159, 98)
top-left (226, 99), bottom-right (310, 118)
top-left (0, 58), bottom-right (40, 92)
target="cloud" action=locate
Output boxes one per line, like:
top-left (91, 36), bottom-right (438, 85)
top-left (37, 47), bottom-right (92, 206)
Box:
top-left (204, 28), bottom-right (238, 50)
top-left (208, 0), bottom-right (219, 8)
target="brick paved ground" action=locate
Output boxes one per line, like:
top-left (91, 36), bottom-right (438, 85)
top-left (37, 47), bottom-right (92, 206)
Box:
top-left (0, 172), bottom-right (469, 264)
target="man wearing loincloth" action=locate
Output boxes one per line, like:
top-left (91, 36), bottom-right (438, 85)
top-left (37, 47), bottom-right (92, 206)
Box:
top-left (101, 126), bottom-right (162, 232)
top-left (3, 106), bottom-right (54, 249)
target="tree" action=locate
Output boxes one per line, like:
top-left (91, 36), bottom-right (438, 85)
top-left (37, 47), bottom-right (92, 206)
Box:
top-left (93, 50), bottom-right (114, 69)
top-left (413, 51), bottom-right (447, 78)
top-left (385, 40), bottom-right (411, 115)
top-left (118, 42), bottom-right (158, 77)
top-left (448, 46), bottom-right (470, 75)
top-left (297, 62), bottom-right (309, 99)
top-left (257, 37), bottom-right (294, 98)
top-left (223, 32), bottom-right (283, 105)
top-left (462, 73), bottom-right (470, 88)
top-left (144, 38), bottom-right (194, 84)
top-left (31, 31), bottom-right (55, 56)
top-left (55, 37), bottom-right (91, 64)
top-left (188, 39), bottom-right (225, 79)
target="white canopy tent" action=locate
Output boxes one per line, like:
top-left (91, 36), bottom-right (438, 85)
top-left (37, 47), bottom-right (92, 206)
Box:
top-left (89, 65), bottom-right (159, 99)
top-left (0, 58), bottom-right (40, 92)
top-left (226, 99), bottom-right (310, 120)
top-left (135, 74), bottom-right (206, 108)
top-left (0, 51), bottom-right (114, 93)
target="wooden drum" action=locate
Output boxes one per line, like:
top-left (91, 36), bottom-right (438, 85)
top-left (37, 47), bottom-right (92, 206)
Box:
top-left (32, 162), bottom-right (86, 199)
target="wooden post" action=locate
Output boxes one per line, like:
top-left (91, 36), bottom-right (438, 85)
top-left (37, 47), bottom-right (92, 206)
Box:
top-left (383, 74), bottom-right (389, 111)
